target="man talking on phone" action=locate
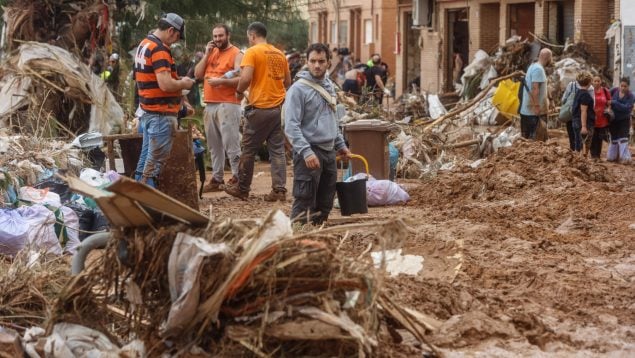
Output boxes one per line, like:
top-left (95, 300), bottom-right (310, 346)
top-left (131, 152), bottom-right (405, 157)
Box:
top-left (194, 24), bottom-right (243, 192)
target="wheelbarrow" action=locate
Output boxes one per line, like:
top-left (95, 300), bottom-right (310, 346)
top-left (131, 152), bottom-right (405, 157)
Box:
top-left (336, 154), bottom-right (369, 216)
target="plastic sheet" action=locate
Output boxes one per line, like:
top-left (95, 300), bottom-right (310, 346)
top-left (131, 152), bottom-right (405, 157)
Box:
top-left (0, 209), bottom-right (28, 256)
top-left (366, 179), bottom-right (410, 206)
top-left (17, 205), bottom-right (62, 255)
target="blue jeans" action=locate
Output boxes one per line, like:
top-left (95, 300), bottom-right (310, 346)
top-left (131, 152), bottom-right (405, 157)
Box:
top-left (134, 113), bottom-right (176, 188)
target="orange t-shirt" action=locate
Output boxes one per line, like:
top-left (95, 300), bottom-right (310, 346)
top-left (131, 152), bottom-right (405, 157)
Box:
top-left (240, 43), bottom-right (289, 108)
top-left (135, 35), bottom-right (181, 114)
top-left (203, 45), bottom-right (241, 104)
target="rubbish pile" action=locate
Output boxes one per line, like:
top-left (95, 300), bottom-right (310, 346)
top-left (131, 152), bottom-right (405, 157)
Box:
top-left (1, 0), bottom-right (111, 54)
top-left (336, 37), bottom-right (606, 180)
top-left (14, 208), bottom-right (435, 357)
top-left (0, 42), bottom-right (124, 136)
top-left (0, 135), bottom-right (115, 258)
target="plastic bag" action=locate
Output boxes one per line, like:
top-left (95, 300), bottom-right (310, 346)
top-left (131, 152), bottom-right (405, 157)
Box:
top-left (162, 233), bottom-right (231, 337)
top-left (492, 79), bottom-right (521, 118)
top-left (34, 176), bottom-right (72, 204)
top-left (18, 186), bottom-right (61, 208)
top-left (17, 205), bottom-right (62, 255)
top-left (366, 179), bottom-right (410, 206)
top-left (79, 168), bottom-right (110, 187)
top-left (0, 209), bottom-right (28, 256)
top-left (59, 206), bottom-right (80, 254)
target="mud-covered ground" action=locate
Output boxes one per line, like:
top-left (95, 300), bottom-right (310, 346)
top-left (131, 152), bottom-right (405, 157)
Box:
top-left (201, 140), bottom-right (635, 356)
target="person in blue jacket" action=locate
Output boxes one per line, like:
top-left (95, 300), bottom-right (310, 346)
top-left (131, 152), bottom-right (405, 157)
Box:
top-left (608, 77), bottom-right (634, 163)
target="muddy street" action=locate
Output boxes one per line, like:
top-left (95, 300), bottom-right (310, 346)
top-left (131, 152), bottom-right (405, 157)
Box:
top-left (202, 140), bottom-right (635, 356)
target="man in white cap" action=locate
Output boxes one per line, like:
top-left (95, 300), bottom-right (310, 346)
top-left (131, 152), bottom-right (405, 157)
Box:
top-left (133, 13), bottom-right (195, 188)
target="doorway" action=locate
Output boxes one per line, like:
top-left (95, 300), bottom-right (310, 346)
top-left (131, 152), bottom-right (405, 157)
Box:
top-left (445, 8), bottom-right (469, 92)
top-left (509, 3), bottom-right (535, 40)
top-left (403, 11), bottom-right (422, 93)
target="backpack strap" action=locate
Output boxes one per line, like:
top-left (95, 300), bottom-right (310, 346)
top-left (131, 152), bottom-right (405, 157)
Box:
top-left (297, 78), bottom-right (337, 111)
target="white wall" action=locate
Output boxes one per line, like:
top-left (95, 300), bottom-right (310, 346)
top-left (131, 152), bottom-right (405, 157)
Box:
top-left (622, 1), bottom-right (635, 85)
top-left (622, 1), bottom-right (635, 26)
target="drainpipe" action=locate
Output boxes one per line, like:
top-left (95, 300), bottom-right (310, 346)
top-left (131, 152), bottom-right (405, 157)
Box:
top-left (336, 0), bottom-right (340, 48)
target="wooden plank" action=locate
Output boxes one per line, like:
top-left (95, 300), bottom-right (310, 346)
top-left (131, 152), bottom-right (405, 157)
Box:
top-left (65, 175), bottom-right (152, 227)
top-left (266, 320), bottom-right (346, 341)
top-left (106, 176), bottom-right (208, 226)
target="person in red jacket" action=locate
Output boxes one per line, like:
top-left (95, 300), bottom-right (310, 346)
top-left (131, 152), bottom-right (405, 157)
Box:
top-left (589, 75), bottom-right (611, 159)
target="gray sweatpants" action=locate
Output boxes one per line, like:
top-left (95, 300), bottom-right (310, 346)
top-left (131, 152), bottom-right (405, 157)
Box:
top-left (203, 103), bottom-right (241, 182)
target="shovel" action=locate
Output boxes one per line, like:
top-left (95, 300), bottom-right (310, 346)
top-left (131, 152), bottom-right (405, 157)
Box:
top-left (581, 132), bottom-right (589, 157)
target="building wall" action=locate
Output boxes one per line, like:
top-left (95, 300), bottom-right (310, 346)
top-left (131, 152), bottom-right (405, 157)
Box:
top-left (414, 0), bottom-right (616, 94)
top-left (307, 0), bottom-right (398, 76)
top-left (574, 0), bottom-right (610, 66)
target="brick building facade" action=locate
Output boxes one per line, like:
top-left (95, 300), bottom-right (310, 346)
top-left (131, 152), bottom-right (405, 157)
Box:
top-left (394, 0), bottom-right (621, 96)
top-left (307, 0), bottom-right (398, 82)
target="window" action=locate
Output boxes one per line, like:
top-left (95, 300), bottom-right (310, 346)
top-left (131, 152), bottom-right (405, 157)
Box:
top-left (310, 22), bottom-right (317, 43)
top-left (364, 19), bottom-right (373, 44)
top-left (330, 21), bottom-right (337, 44)
top-left (339, 20), bottom-right (348, 45)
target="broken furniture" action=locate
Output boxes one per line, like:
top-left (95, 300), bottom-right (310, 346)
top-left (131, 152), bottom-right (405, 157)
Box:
top-left (103, 129), bottom-right (199, 209)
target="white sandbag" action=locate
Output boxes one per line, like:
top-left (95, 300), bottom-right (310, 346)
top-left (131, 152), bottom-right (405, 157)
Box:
top-left (17, 205), bottom-right (62, 255)
top-left (0, 209), bottom-right (28, 256)
top-left (366, 179), bottom-right (410, 206)
top-left (59, 206), bottom-right (80, 255)
top-left (18, 186), bottom-right (61, 208)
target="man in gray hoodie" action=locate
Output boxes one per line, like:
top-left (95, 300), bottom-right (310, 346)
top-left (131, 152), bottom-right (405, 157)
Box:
top-left (284, 43), bottom-right (351, 224)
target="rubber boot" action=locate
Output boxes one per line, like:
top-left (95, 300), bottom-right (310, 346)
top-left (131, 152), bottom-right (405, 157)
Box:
top-left (607, 141), bottom-right (619, 162)
top-left (618, 139), bottom-right (632, 164)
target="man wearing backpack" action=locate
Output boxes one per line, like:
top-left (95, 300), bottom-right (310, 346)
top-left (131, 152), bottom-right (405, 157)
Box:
top-left (283, 43), bottom-right (351, 225)
top-left (519, 48), bottom-right (552, 139)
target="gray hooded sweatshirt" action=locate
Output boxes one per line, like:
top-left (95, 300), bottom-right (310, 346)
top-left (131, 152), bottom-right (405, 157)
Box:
top-left (283, 70), bottom-right (346, 159)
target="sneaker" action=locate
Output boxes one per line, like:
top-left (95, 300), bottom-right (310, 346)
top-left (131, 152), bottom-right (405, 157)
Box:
top-left (263, 190), bottom-right (286, 202)
top-left (202, 178), bottom-right (225, 193)
top-left (224, 184), bottom-right (249, 200)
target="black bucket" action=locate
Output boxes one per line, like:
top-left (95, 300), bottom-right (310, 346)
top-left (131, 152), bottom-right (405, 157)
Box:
top-left (336, 178), bottom-right (368, 216)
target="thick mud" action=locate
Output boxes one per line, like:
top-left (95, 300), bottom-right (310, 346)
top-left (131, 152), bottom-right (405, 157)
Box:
top-left (202, 140), bottom-right (635, 356)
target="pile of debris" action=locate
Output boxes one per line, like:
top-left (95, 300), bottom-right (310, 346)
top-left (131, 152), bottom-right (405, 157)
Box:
top-left (493, 36), bottom-right (535, 77)
top-left (0, 42), bottom-right (124, 136)
top-left (1, 0), bottom-right (111, 54)
top-left (9, 207), bottom-right (433, 357)
top-left (0, 134), bottom-right (116, 258)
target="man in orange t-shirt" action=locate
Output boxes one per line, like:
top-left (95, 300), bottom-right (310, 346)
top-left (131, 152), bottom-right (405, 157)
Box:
top-left (225, 22), bottom-right (291, 201)
top-left (194, 24), bottom-right (243, 192)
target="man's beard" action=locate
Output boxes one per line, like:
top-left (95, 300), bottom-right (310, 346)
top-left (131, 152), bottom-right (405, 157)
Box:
top-left (216, 40), bottom-right (229, 49)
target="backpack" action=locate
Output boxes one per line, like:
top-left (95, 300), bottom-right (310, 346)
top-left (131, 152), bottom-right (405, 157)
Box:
top-left (558, 81), bottom-right (578, 123)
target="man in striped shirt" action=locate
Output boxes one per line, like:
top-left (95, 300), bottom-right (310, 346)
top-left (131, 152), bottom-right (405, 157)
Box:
top-left (134, 13), bottom-right (195, 188)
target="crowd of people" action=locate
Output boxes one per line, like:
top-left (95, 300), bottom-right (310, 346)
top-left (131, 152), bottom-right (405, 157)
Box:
top-left (122, 12), bottom-right (633, 224)
top-left (519, 48), bottom-right (633, 164)
top-left (131, 14), bottom-right (357, 224)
